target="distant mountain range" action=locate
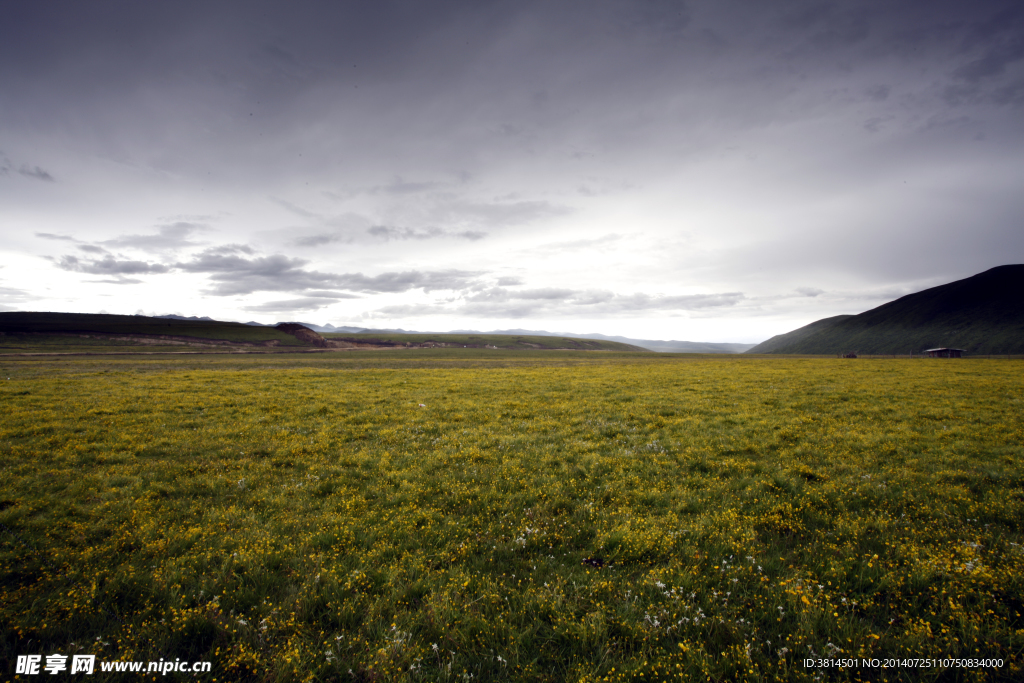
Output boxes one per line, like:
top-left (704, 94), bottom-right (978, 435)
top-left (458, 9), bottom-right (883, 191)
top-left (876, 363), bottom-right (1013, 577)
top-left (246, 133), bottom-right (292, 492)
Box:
top-left (241, 320), bottom-right (367, 334)
top-left (747, 265), bottom-right (1024, 355)
top-left (450, 330), bottom-right (755, 354)
top-left (240, 321), bottom-right (754, 353)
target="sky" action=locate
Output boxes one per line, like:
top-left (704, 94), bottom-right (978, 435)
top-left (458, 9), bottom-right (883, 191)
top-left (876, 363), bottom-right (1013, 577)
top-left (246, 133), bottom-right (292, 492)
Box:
top-left (2, 0), bottom-right (1022, 343)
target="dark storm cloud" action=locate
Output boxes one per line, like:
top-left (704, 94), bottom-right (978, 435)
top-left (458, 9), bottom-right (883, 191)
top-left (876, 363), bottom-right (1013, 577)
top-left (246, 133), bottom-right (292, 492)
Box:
top-left (953, 10), bottom-right (1024, 84)
top-left (5, 0), bottom-right (1024, 332)
top-left (57, 255), bottom-right (170, 276)
top-left (5, 2), bottom-right (1021, 142)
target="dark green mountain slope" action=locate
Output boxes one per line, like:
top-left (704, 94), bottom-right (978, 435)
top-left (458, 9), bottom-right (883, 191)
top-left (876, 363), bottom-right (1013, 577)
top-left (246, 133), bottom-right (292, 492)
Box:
top-left (746, 315), bottom-right (854, 354)
top-left (746, 265), bottom-right (1024, 355)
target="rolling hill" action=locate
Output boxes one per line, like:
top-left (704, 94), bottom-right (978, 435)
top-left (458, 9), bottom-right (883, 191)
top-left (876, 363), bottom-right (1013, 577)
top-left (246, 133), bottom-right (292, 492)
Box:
top-left (0, 312), bottom-right (309, 347)
top-left (747, 265), bottom-right (1024, 355)
top-left (0, 312), bottom-right (649, 353)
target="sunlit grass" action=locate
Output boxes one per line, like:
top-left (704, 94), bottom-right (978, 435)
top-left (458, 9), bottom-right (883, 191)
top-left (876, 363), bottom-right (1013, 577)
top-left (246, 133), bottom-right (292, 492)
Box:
top-left (1, 356), bottom-right (1021, 681)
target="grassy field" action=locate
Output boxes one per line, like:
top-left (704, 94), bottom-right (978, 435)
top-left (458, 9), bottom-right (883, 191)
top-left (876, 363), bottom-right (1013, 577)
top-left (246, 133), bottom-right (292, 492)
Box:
top-left (1, 353), bottom-right (1022, 682)
top-left (0, 333), bottom-right (294, 356)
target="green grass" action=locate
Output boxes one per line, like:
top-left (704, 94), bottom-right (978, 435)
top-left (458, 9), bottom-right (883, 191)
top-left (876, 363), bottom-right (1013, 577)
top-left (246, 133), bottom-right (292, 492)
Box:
top-left (1, 354), bottom-right (1022, 682)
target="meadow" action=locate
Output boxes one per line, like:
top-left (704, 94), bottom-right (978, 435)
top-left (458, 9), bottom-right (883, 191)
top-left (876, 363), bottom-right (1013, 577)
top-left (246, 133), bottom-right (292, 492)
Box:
top-left (1, 352), bottom-right (1022, 682)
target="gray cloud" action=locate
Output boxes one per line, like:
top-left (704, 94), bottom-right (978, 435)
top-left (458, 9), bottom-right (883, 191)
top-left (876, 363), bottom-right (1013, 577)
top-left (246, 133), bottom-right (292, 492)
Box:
top-left (0, 284), bottom-right (35, 304)
top-left (19, 165), bottom-right (55, 181)
top-left (369, 177), bottom-right (446, 195)
top-left (176, 249), bottom-right (481, 296)
top-left (57, 254), bottom-right (170, 275)
top-left (367, 225), bottom-right (486, 241)
top-left (435, 200), bottom-right (571, 228)
top-left (466, 287), bottom-right (577, 302)
top-left (202, 244), bottom-right (256, 256)
top-left (370, 287), bottom-right (745, 319)
top-left (86, 276), bottom-right (144, 285)
top-left (104, 222), bottom-right (205, 251)
top-left (293, 232), bottom-right (350, 247)
top-left (35, 232), bottom-right (75, 241)
top-left (302, 290), bottom-right (361, 299)
top-left (175, 252), bottom-right (334, 295)
top-left (1, 153), bottom-right (54, 181)
top-left (865, 84), bottom-right (890, 102)
top-left (272, 199), bottom-right (321, 219)
top-left (287, 198), bottom-right (557, 247)
top-left (242, 297), bottom-right (344, 313)
top-left (953, 39), bottom-right (1024, 84)
top-left (339, 270), bottom-right (483, 294)
top-left (525, 233), bottom-right (625, 254)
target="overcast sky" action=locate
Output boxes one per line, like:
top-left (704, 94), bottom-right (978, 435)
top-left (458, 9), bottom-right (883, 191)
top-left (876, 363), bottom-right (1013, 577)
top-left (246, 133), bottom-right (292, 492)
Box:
top-left (2, 1), bottom-right (1022, 342)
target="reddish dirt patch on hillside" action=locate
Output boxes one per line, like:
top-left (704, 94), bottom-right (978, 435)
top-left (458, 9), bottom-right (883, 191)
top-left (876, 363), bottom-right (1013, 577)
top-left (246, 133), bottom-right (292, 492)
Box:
top-left (275, 323), bottom-right (330, 347)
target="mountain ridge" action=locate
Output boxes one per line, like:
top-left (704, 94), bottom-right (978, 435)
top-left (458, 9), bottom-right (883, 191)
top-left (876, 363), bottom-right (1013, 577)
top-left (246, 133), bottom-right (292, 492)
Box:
top-left (746, 265), bottom-right (1024, 355)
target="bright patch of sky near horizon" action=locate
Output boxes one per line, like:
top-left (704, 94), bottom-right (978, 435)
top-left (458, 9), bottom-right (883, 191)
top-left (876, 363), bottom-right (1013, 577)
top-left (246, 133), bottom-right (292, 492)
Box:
top-left (2, 0), bottom-right (1022, 343)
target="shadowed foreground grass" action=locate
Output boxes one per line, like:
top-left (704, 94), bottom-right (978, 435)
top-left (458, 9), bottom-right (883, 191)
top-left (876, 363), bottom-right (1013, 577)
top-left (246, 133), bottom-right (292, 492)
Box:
top-left (1, 356), bottom-right (1022, 681)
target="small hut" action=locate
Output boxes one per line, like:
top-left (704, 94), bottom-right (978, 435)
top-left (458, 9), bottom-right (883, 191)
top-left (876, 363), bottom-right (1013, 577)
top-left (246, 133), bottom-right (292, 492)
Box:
top-left (923, 348), bottom-right (965, 358)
